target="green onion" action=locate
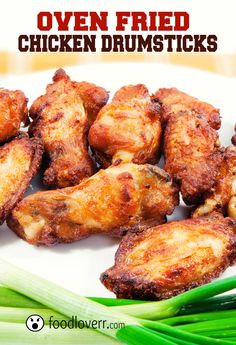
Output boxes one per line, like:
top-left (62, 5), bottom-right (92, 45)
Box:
top-left (0, 321), bottom-right (121, 345)
top-left (1, 284), bottom-right (235, 317)
top-left (161, 309), bottom-right (236, 325)
top-left (0, 307), bottom-right (64, 323)
top-left (0, 286), bottom-right (147, 309)
top-left (89, 297), bottom-right (148, 307)
top-left (1, 259), bottom-right (236, 345)
top-left (0, 259), bottom-right (176, 345)
top-left (140, 319), bottom-right (236, 344)
top-left (179, 294), bottom-right (236, 315)
top-left (116, 325), bottom-right (176, 345)
top-left (0, 259), bottom-right (135, 340)
top-left (200, 330), bottom-right (236, 338)
top-left (178, 318), bottom-right (236, 333)
top-left (0, 287), bottom-right (45, 308)
top-left (157, 332), bottom-right (196, 345)
top-left (112, 277), bottom-right (236, 319)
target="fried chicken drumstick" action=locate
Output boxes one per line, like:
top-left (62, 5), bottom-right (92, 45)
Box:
top-left (101, 214), bottom-right (236, 300)
top-left (156, 87), bottom-right (221, 130)
top-left (154, 88), bottom-right (222, 205)
top-left (88, 84), bottom-right (162, 167)
top-left (0, 89), bottom-right (28, 143)
top-left (193, 145), bottom-right (236, 218)
top-left (29, 69), bottom-right (109, 188)
top-left (7, 163), bottom-right (178, 246)
top-left (0, 133), bottom-right (42, 224)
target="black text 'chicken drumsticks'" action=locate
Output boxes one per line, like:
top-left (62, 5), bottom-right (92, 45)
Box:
top-left (101, 214), bottom-right (236, 300)
top-left (7, 163), bottom-right (178, 246)
top-left (29, 69), bottom-right (109, 188)
top-left (154, 88), bottom-right (223, 205)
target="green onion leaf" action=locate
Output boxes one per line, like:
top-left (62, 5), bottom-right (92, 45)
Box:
top-left (179, 294), bottom-right (236, 315)
top-left (157, 332), bottom-right (196, 345)
top-left (89, 297), bottom-right (148, 307)
top-left (0, 286), bottom-right (146, 309)
top-left (0, 259), bottom-right (139, 342)
top-left (117, 325), bottom-right (176, 345)
top-left (0, 307), bottom-right (64, 323)
top-left (161, 309), bottom-right (236, 325)
top-left (200, 330), bottom-right (236, 338)
top-left (178, 317), bottom-right (236, 333)
top-left (113, 276), bottom-right (236, 319)
top-left (139, 319), bottom-right (236, 344)
top-left (0, 287), bottom-right (45, 309)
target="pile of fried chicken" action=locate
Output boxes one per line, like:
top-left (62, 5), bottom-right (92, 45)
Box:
top-left (1, 69), bottom-right (236, 300)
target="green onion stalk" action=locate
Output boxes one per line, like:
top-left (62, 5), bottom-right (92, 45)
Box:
top-left (0, 286), bottom-right (146, 309)
top-left (140, 319), bottom-right (236, 345)
top-left (161, 309), bottom-right (236, 326)
top-left (89, 296), bottom-right (148, 307)
top-left (0, 305), bottom-right (235, 343)
top-left (156, 332), bottom-right (196, 345)
top-left (177, 317), bottom-right (236, 333)
top-left (0, 259), bottom-right (179, 345)
top-left (0, 321), bottom-right (121, 345)
top-left (0, 259), bottom-right (236, 344)
top-left (1, 285), bottom-right (236, 319)
top-left (0, 306), bottom-right (64, 323)
top-left (0, 287), bottom-right (45, 308)
top-left (112, 277), bottom-right (236, 319)
top-left (200, 330), bottom-right (236, 338)
top-left (178, 294), bottom-right (236, 315)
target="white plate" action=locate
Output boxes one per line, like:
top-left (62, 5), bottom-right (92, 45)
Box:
top-left (0, 63), bottom-right (235, 297)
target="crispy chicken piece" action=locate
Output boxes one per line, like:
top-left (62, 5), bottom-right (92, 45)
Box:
top-left (29, 69), bottom-right (109, 188)
top-left (0, 89), bottom-right (28, 143)
top-left (163, 112), bottom-right (222, 205)
top-left (155, 87), bottom-right (221, 129)
top-left (193, 146), bottom-right (236, 218)
top-left (0, 133), bottom-right (42, 224)
top-left (7, 163), bottom-right (179, 246)
top-left (88, 84), bottom-right (162, 167)
top-left (101, 214), bottom-right (236, 300)
top-left (154, 88), bottom-right (222, 205)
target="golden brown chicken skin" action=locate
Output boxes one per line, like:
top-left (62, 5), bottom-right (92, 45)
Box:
top-left (101, 214), bottom-right (236, 300)
top-left (193, 145), bottom-right (236, 218)
top-left (29, 69), bottom-right (109, 188)
top-left (7, 163), bottom-right (179, 246)
top-left (154, 88), bottom-right (222, 205)
top-left (88, 84), bottom-right (162, 167)
top-left (155, 87), bottom-right (221, 129)
top-left (163, 111), bottom-right (222, 205)
top-left (0, 133), bottom-right (42, 224)
top-left (0, 89), bottom-right (28, 143)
